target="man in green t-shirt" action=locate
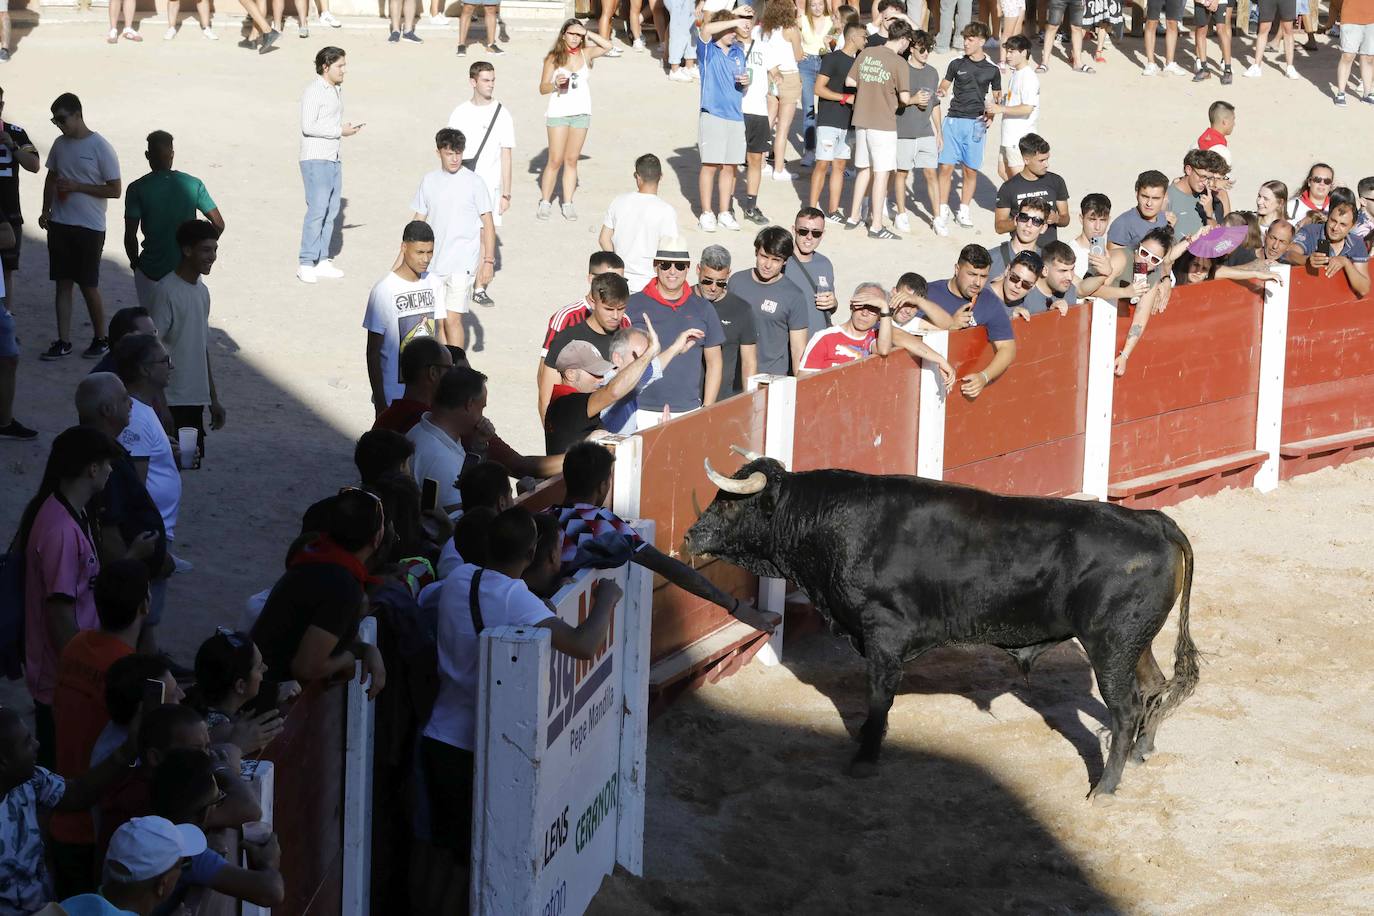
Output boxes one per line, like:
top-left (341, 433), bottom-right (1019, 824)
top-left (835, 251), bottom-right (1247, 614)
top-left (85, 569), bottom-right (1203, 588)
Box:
top-left (123, 131), bottom-right (225, 309)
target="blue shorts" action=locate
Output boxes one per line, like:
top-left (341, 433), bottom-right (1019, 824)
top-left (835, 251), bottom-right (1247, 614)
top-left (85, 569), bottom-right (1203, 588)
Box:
top-left (938, 117), bottom-right (988, 169)
top-left (0, 301), bottom-right (18, 359)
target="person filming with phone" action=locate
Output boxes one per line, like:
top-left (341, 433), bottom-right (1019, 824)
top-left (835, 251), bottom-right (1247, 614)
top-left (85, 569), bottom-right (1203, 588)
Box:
top-left (1286, 200), bottom-right (1370, 297)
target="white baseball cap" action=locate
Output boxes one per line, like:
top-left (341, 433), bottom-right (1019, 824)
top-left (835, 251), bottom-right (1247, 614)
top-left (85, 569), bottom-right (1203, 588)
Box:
top-left (105, 816), bottom-right (208, 883)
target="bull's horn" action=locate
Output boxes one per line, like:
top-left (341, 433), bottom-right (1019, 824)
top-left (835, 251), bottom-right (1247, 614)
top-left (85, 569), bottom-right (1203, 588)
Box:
top-left (705, 458), bottom-right (768, 495)
top-left (730, 445), bottom-right (763, 462)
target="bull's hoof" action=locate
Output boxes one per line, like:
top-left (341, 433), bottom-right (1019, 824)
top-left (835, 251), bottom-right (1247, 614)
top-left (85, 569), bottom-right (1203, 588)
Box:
top-left (848, 758), bottom-right (879, 779)
top-left (1088, 789), bottom-right (1117, 807)
top-left (1128, 750), bottom-right (1153, 767)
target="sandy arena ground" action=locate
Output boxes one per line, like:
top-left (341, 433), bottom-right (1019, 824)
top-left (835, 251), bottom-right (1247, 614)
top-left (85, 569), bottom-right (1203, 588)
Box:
top-left (0, 14), bottom-right (1371, 912)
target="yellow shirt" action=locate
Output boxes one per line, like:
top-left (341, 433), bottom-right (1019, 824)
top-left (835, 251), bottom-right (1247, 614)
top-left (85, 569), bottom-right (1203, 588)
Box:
top-left (798, 14), bottom-right (833, 55)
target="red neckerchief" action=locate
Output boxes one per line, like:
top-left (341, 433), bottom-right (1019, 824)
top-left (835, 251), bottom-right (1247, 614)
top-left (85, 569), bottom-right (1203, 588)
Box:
top-left (1298, 189), bottom-right (1328, 213)
top-left (289, 534), bottom-right (379, 586)
top-left (548, 384), bottom-right (579, 408)
top-left (641, 277), bottom-right (692, 310)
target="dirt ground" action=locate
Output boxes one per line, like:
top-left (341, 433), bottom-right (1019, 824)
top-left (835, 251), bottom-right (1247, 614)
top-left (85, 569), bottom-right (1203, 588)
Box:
top-left (0, 14), bottom-right (1371, 914)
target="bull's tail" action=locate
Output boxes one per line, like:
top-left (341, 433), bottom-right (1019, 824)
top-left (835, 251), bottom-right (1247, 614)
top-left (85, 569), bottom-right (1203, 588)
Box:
top-left (1141, 521), bottom-right (1200, 733)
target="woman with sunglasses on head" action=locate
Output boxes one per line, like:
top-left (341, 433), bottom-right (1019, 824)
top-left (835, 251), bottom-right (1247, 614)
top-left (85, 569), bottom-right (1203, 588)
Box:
top-left (190, 629), bottom-right (293, 756)
top-left (1288, 163), bottom-right (1335, 226)
top-left (1255, 180), bottom-right (1289, 230)
top-left (537, 19), bottom-right (614, 222)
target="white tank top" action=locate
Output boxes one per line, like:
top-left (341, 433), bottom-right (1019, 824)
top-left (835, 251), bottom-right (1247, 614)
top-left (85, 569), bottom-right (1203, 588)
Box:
top-left (546, 58), bottom-right (592, 118)
top-left (761, 28), bottom-right (799, 73)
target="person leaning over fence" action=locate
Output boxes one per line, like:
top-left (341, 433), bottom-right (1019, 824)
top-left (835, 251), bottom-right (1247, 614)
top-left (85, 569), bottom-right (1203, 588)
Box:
top-left (1286, 200), bottom-right (1371, 297)
top-left (419, 507), bottom-right (624, 915)
top-left (59, 815), bottom-right (208, 916)
top-left (919, 244), bottom-right (1017, 400)
top-left (544, 442), bottom-right (781, 634)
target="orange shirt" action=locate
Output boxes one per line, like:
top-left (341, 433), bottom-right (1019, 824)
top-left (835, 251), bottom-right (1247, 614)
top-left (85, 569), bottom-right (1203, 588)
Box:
top-left (50, 630), bottom-right (134, 844)
top-left (1344, 0), bottom-right (1374, 24)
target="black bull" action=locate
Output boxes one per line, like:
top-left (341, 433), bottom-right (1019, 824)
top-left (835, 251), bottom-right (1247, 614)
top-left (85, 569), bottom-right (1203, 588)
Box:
top-left (683, 453), bottom-right (1200, 801)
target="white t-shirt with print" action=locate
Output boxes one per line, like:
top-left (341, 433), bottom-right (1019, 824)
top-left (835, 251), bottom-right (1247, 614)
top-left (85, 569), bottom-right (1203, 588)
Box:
top-left (409, 168), bottom-right (493, 279)
top-left (363, 271), bottom-right (446, 407)
top-left (742, 27), bottom-right (770, 117)
top-left (424, 564), bottom-right (555, 750)
top-left (118, 397), bottom-right (182, 539)
top-left (602, 192), bottom-right (680, 292)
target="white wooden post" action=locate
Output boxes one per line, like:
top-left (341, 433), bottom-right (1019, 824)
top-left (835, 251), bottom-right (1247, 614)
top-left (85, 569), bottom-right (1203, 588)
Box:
top-left (1254, 267), bottom-right (1291, 492)
top-left (239, 761), bottom-right (275, 916)
top-left (753, 375), bottom-right (796, 667)
top-left (916, 330), bottom-right (949, 480)
top-left (341, 616), bottom-right (376, 916)
top-left (610, 434), bottom-right (643, 518)
top-left (616, 520), bottom-right (655, 875)
top-left (1081, 298), bottom-right (1119, 500)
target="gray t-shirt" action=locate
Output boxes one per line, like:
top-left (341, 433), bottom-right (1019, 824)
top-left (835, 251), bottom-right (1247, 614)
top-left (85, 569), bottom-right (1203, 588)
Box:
top-left (1020, 284), bottom-right (1079, 316)
top-left (1107, 207), bottom-right (1169, 251)
top-left (1166, 183), bottom-right (1215, 238)
top-left (783, 252), bottom-right (836, 338)
top-left (728, 269), bottom-right (811, 376)
top-left (45, 132), bottom-right (121, 232)
top-left (896, 63), bottom-right (941, 140)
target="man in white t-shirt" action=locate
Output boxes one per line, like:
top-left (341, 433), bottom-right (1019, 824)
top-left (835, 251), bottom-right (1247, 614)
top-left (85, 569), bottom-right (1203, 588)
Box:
top-left (419, 506), bottom-right (622, 910)
top-left (408, 128), bottom-right (496, 350)
top-left (992, 35), bottom-right (1039, 182)
top-left (364, 221), bottom-right (446, 413)
top-left (407, 365), bottom-right (487, 515)
top-left (597, 154), bottom-right (680, 292)
top-left (446, 61), bottom-right (514, 307)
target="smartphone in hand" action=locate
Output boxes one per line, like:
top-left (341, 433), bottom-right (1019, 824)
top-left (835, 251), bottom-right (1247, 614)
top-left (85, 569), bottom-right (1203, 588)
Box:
top-left (421, 478), bottom-right (439, 512)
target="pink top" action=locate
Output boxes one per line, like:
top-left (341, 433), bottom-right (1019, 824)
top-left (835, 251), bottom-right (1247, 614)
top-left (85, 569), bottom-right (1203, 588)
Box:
top-left (24, 495), bottom-right (101, 705)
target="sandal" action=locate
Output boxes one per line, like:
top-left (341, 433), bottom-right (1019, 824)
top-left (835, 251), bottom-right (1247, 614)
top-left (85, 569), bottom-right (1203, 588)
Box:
top-left (1095, 50), bottom-right (1107, 63)
top-left (1075, 63), bottom-right (1096, 73)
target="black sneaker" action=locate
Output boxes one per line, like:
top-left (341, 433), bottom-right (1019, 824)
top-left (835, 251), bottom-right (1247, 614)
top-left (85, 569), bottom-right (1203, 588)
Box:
top-left (40, 339), bottom-right (72, 361)
top-left (485, 43), bottom-right (505, 55)
top-left (82, 337), bottom-right (109, 359)
top-left (402, 29), bottom-right (423, 42)
top-left (1192, 66), bottom-right (1209, 81)
top-left (455, 43), bottom-right (467, 55)
top-left (742, 206), bottom-right (768, 225)
top-left (867, 226), bottom-right (900, 240)
top-left (844, 218), bottom-right (863, 231)
top-left (0, 420), bottom-right (38, 440)
top-left (471, 289), bottom-right (495, 306)
top-left (258, 28), bottom-right (280, 53)
top-left (388, 29), bottom-right (401, 42)
top-left (826, 209), bottom-right (846, 224)
top-left (498, 19), bottom-right (509, 42)
top-left (1220, 65), bottom-right (1233, 85)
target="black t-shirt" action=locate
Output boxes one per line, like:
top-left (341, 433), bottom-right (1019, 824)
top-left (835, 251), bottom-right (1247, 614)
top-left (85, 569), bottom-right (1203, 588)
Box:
top-left (90, 445), bottom-right (168, 579)
top-left (995, 172), bottom-right (1070, 243)
top-left (710, 292), bottom-right (758, 397)
top-left (943, 55), bottom-right (1001, 119)
top-left (0, 123), bottom-right (34, 223)
top-left (545, 391), bottom-right (602, 455)
top-left (543, 321), bottom-right (615, 368)
top-left (251, 563), bottom-right (365, 683)
top-left (816, 50), bottom-right (857, 130)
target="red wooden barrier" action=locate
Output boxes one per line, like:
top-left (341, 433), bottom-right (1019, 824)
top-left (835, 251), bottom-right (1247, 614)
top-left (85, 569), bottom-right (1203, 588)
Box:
top-left (942, 307), bottom-right (1092, 497)
top-left (635, 389), bottom-right (768, 668)
top-left (1280, 270), bottom-right (1374, 479)
top-left (791, 355), bottom-right (920, 475)
top-left (1108, 281), bottom-right (1267, 508)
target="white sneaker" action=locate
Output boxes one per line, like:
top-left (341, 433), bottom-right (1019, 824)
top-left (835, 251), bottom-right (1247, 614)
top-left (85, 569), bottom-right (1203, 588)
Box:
top-left (687, 67), bottom-right (699, 80)
top-left (939, 204), bottom-right (953, 223)
top-left (164, 26), bottom-right (177, 39)
top-left (314, 259), bottom-right (344, 279)
top-left (772, 168), bottom-right (794, 182)
top-left (171, 553), bottom-right (194, 574)
top-left (1285, 64), bottom-right (1300, 79)
top-left (933, 216), bottom-right (950, 237)
top-left (699, 211), bottom-right (718, 232)
top-left (320, 10), bottom-right (342, 26)
top-left (956, 204), bottom-right (974, 227)
top-left (632, 37), bottom-right (646, 51)
top-left (1243, 63), bottom-right (1262, 77)
top-left (668, 68), bottom-right (693, 82)
top-left (761, 162), bottom-right (773, 176)
top-left (202, 26), bottom-right (218, 39)
top-left (895, 212), bottom-right (912, 233)
top-left (1141, 62), bottom-right (1160, 76)
top-left (537, 200), bottom-right (552, 220)
top-left (430, 13), bottom-right (449, 24)
top-left (717, 211), bottom-right (741, 231)
top-left (1163, 61), bottom-right (1188, 75)
top-left (297, 264), bottom-right (318, 284)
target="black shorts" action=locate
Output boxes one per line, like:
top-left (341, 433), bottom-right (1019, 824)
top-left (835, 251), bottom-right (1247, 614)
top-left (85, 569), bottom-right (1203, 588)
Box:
top-left (1046, 0), bottom-right (1084, 27)
top-left (744, 113), bottom-right (772, 155)
top-left (1258, 0), bottom-right (1296, 21)
top-left (421, 736), bottom-right (475, 853)
top-left (1, 222), bottom-right (19, 272)
top-left (1194, 0), bottom-right (1231, 26)
top-left (47, 222), bottom-right (104, 288)
top-left (1145, 0), bottom-right (1184, 19)
top-left (170, 404), bottom-right (206, 457)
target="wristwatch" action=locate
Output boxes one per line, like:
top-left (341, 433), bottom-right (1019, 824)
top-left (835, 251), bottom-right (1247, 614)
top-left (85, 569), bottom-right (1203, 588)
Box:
top-left (879, 310), bottom-right (892, 318)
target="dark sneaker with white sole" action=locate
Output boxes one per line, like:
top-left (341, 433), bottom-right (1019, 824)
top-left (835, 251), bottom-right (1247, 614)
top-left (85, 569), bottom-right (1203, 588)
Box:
top-left (82, 337), bottom-right (110, 359)
top-left (40, 339), bottom-right (73, 360)
top-left (471, 289), bottom-right (495, 306)
top-left (0, 420), bottom-right (38, 440)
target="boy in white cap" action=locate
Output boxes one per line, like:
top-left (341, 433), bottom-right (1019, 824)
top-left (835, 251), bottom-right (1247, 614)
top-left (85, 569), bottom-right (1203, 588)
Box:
top-left (61, 816), bottom-right (206, 915)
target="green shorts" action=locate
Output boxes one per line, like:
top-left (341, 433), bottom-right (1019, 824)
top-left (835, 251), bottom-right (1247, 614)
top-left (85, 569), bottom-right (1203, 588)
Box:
top-left (546, 113), bottom-right (591, 129)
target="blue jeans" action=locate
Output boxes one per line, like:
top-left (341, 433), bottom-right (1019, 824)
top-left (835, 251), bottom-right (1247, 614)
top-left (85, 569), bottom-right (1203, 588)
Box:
top-left (299, 159), bottom-right (342, 266)
top-left (666, 0), bottom-right (696, 65)
top-left (799, 53), bottom-right (821, 151)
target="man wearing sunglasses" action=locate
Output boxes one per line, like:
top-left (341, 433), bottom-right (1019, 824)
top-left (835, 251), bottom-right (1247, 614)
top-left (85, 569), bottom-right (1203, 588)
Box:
top-left (625, 239), bottom-right (724, 427)
top-left (992, 251), bottom-right (1041, 314)
top-left (695, 245), bottom-right (757, 398)
top-left (987, 198), bottom-right (1051, 280)
top-left (783, 207), bottom-right (838, 336)
top-left (801, 282), bottom-right (957, 385)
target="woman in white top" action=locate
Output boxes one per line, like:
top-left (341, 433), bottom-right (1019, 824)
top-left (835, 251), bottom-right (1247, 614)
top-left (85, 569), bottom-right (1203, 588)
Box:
top-left (1288, 162), bottom-right (1334, 227)
top-left (1254, 180), bottom-right (1288, 230)
top-left (759, 0), bottom-right (803, 180)
top-left (538, 18), bottom-right (613, 221)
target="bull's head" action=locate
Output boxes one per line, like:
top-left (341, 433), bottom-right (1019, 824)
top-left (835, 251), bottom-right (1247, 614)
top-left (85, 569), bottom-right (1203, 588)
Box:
top-left (683, 445), bottom-right (789, 580)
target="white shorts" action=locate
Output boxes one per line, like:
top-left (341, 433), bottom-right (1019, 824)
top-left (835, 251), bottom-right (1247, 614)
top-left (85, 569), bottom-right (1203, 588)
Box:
top-left (437, 271), bottom-right (472, 314)
top-left (1001, 143), bottom-right (1026, 169)
top-left (1000, 0), bottom-right (1026, 14)
top-left (483, 179), bottom-right (504, 228)
top-left (1339, 23), bottom-right (1374, 56)
top-left (815, 125), bottom-right (853, 161)
top-left (853, 128), bottom-right (898, 172)
top-left (896, 136), bottom-right (938, 171)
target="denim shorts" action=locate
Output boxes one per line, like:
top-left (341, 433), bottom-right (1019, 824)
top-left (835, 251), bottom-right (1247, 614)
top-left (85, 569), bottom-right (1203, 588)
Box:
top-left (0, 300), bottom-right (18, 359)
top-left (938, 117), bottom-right (987, 169)
top-left (816, 125), bottom-right (853, 161)
top-left (547, 113), bottom-right (591, 129)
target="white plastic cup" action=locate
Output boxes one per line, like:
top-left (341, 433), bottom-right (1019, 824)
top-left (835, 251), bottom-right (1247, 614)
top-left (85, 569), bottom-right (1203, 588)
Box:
top-left (241, 821), bottom-right (272, 845)
top-left (177, 428), bottom-right (198, 470)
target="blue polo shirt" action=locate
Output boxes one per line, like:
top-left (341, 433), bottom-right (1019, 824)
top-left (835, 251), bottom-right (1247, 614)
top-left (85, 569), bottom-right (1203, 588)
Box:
top-left (626, 280), bottom-right (726, 413)
top-left (698, 36), bottom-right (747, 121)
top-left (1294, 223), bottom-right (1370, 263)
top-left (923, 278), bottom-right (1015, 343)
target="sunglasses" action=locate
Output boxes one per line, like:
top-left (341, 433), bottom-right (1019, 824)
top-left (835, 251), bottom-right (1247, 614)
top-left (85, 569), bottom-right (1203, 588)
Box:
top-left (338, 486), bottom-right (387, 529)
top-left (655, 260), bottom-right (688, 271)
top-left (1014, 213), bottom-right (1046, 227)
top-left (1136, 246), bottom-right (1164, 266)
top-left (50, 113), bottom-right (71, 126)
top-left (215, 625), bottom-right (247, 649)
top-left (851, 303), bottom-right (882, 313)
top-left (196, 788), bottom-right (229, 817)
top-left (1006, 273), bottom-right (1036, 289)
top-left (698, 277), bottom-right (729, 288)
top-left (1310, 176), bottom-right (1333, 185)
top-left (794, 227), bottom-right (824, 238)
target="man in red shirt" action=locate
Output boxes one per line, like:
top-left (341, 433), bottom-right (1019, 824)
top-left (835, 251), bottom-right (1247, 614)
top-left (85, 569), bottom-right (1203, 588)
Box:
top-left (49, 559), bottom-right (148, 897)
top-left (800, 282), bottom-right (956, 384)
top-left (373, 337), bottom-right (454, 434)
